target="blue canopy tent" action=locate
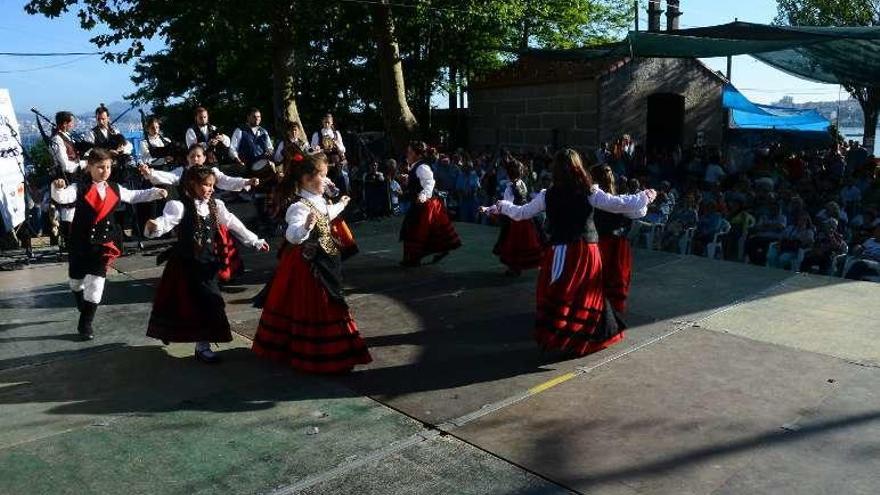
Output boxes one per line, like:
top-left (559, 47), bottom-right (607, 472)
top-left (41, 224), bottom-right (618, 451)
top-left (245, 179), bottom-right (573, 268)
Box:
top-left (722, 84), bottom-right (831, 132)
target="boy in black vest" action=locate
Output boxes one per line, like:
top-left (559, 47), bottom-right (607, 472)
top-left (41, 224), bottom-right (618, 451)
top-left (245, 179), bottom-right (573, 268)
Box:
top-left (51, 148), bottom-right (167, 340)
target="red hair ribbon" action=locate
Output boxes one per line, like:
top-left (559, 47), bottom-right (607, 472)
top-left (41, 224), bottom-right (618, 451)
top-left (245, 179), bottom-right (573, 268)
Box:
top-left (293, 153), bottom-right (304, 162)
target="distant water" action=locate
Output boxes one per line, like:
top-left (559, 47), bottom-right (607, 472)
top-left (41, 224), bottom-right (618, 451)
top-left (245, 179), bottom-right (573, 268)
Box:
top-left (840, 126), bottom-right (879, 153)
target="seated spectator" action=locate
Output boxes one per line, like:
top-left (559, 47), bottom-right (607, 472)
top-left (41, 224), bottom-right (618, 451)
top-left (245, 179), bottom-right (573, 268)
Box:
top-left (704, 159), bottom-right (726, 186)
top-left (768, 213), bottom-right (814, 270)
top-left (724, 199), bottom-right (755, 260)
top-left (844, 224), bottom-right (880, 281)
top-left (661, 192), bottom-right (699, 252)
top-left (840, 178), bottom-right (862, 217)
top-left (816, 201), bottom-right (849, 234)
top-left (746, 202), bottom-right (787, 265)
top-left (800, 218), bottom-right (847, 274)
top-left (692, 201), bottom-right (725, 256)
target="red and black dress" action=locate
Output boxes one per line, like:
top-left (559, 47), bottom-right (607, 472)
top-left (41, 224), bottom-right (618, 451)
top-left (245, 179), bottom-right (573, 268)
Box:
top-left (252, 190), bottom-right (372, 374)
top-left (399, 161), bottom-right (461, 264)
top-left (493, 180), bottom-right (545, 271)
top-left (146, 198), bottom-right (265, 343)
top-left (595, 210), bottom-right (634, 314)
top-left (494, 186), bottom-right (650, 356)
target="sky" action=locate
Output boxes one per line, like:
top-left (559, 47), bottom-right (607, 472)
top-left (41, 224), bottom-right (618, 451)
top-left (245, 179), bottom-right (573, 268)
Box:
top-left (0, 0), bottom-right (849, 115)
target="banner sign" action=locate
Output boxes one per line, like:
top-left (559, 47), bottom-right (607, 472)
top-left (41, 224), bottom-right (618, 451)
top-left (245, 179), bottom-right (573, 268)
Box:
top-left (0, 88), bottom-right (26, 232)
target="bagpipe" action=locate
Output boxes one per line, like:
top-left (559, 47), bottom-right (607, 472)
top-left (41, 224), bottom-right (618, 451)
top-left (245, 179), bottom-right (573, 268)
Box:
top-left (30, 108), bottom-right (91, 183)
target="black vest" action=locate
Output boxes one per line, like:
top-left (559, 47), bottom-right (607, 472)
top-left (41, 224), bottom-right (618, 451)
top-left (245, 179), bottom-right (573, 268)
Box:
top-left (70, 181), bottom-right (121, 250)
top-left (147, 135), bottom-right (173, 160)
top-left (544, 187), bottom-right (598, 244)
top-left (594, 210), bottom-right (632, 237)
top-left (189, 125), bottom-right (216, 145)
top-left (176, 199), bottom-right (219, 264)
top-left (405, 162), bottom-right (429, 201)
top-left (91, 126), bottom-right (116, 147)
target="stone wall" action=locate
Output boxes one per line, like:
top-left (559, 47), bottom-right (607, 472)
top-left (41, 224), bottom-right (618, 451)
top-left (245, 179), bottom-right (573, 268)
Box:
top-left (599, 58), bottom-right (724, 148)
top-left (468, 79), bottom-right (600, 152)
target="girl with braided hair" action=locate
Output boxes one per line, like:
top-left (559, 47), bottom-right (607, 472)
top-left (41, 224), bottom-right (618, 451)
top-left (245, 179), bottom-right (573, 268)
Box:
top-left (252, 152), bottom-right (372, 374)
top-left (144, 165), bottom-right (269, 363)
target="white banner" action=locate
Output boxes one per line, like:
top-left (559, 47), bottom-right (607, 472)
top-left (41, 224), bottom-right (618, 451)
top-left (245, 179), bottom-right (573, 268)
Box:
top-left (0, 88), bottom-right (26, 232)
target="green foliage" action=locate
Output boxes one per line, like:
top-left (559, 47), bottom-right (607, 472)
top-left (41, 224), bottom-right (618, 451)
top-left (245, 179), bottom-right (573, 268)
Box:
top-left (24, 0), bottom-right (632, 137)
top-left (775, 0), bottom-right (880, 26)
top-left (26, 141), bottom-right (55, 187)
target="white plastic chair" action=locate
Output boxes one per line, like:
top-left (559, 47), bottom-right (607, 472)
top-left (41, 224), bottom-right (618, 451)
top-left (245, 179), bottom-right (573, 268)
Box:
top-left (706, 220), bottom-right (732, 260)
top-left (679, 227), bottom-right (695, 255)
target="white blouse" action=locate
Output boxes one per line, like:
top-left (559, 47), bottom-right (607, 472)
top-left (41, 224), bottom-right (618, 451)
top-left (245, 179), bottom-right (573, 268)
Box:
top-left (144, 198), bottom-right (264, 248)
top-left (284, 189), bottom-right (347, 245)
top-left (146, 166), bottom-right (250, 192)
top-left (51, 181), bottom-right (165, 205)
top-left (411, 162), bottom-right (435, 202)
top-left (488, 185), bottom-right (650, 224)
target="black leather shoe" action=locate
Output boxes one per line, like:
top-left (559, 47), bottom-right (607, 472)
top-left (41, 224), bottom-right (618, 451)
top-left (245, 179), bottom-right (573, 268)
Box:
top-left (78, 301), bottom-right (97, 340)
top-left (431, 251), bottom-right (450, 264)
top-left (194, 347), bottom-right (221, 364)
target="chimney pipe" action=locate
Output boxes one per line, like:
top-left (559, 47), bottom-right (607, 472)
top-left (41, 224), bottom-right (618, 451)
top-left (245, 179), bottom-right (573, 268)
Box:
top-left (667, 0), bottom-right (682, 31)
top-left (647, 0), bottom-right (663, 33)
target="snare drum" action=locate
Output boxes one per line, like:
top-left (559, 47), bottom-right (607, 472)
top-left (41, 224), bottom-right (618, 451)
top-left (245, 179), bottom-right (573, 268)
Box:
top-left (250, 158), bottom-right (277, 179)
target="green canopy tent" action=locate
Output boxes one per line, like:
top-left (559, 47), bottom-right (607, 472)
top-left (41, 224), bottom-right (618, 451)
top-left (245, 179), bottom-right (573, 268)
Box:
top-left (523, 21), bottom-right (880, 87)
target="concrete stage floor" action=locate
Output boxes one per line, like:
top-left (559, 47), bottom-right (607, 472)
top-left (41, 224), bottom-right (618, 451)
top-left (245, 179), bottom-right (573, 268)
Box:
top-left (0, 217), bottom-right (878, 494)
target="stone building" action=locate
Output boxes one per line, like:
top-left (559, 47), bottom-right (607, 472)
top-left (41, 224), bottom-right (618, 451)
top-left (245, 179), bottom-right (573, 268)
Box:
top-left (467, 53), bottom-right (727, 153)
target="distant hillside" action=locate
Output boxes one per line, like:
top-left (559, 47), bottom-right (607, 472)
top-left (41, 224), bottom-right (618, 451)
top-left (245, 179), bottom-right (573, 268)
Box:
top-left (770, 96), bottom-right (864, 128)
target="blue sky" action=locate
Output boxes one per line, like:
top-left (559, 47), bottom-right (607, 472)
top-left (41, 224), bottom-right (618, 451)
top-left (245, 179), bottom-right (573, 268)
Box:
top-left (0, 0), bottom-right (846, 115)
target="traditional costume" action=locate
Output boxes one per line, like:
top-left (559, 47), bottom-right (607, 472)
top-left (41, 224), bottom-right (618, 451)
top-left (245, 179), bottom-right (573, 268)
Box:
top-left (492, 179), bottom-right (545, 272)
top-left (488, 185), bottom-right (650, 356)
top-left (252, 189), bottom-right (371, 373)
top-left (185, 123), bottom-right (230, 165)
top-left (399, 160), bottom-right (461, 265)
top-left (144, 198), bottom-right (265, 348)
top-left (144, 166), bottom-right (252, 282)
top-left (595, 210), bottom-right (634, 314)
top-left (51, 180), bottom-right (165, 339)
top-left (49, 129), bottom-right (86, 225)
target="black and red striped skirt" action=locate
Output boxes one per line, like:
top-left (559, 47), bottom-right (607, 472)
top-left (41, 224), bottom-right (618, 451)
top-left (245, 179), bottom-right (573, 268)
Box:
top-left (598, 234), bottom-right (633, 314)
top-left (147, 255), bottom-right (232, 343)
top-left (216, 224), bottom-right (244, 283)
top-left (400, 197), bottom-right (461, 263)
top-left (493, 219), bottom-right (544, 271)
top-left (535, 240), bottom-right (625, 356)
top-left (252, 245), bottom-right (372, 374)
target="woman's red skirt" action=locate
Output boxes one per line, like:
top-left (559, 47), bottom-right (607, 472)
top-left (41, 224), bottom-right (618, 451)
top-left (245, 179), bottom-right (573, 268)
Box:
top-left (252, 245), bottom-right (372, 374)
top-left (147, 255), bottom-right (232, 343)
top-left (535, 240), bottom-right (625, 356)
top-left (400, 197), bottom-right (461, 263)
top-left (216, 224), bottom-right (244, 283)
top-left (598, 235), bottom-right (633, 314)
top-left (493, 219), bottom-right (544, 271)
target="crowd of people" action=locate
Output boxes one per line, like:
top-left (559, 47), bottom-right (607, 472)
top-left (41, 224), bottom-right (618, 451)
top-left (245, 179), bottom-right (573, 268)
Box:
top-left (20, 101), bottom-right (880, 374)
top-left (346, 134), bottom-right (880, 282)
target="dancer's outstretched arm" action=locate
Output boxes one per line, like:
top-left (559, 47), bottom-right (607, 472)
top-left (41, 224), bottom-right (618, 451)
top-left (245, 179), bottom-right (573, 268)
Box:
top-left (589, 186), bottom-right (656, 219)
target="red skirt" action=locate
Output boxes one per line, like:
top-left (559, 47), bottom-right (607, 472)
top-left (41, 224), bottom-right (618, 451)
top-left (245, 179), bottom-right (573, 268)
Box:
top-left (147, 255), bottom-right (232, 343)
top-left (598, 235), bottom-right (633, 314)
top-left (400, 197), bottom-right (462, 263)
top-left (493, 219), bottom-right (544, 271)
top-left (252, 245), bottom-right (372, 374)
top-left (535, 240), bottom-right (625, 356)
top-left (216, 224), bottom-right (244, 283)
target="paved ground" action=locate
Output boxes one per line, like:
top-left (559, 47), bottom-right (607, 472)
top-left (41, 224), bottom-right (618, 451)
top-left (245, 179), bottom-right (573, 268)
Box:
top-left (0, 216), bottom-right (878, 494)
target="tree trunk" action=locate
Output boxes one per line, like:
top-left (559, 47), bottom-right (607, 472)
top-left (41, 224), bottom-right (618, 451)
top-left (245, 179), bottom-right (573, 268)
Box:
top-left (852, 85), bottom-right (880, 153)
top-left (270, 13), bottom-right (300, 134)
top-left (372, 0), bottom-right (418, 154)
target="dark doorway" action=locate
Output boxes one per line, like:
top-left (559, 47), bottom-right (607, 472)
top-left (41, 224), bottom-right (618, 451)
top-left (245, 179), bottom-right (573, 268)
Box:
top-left (646, 93), bottom-right (685, 153)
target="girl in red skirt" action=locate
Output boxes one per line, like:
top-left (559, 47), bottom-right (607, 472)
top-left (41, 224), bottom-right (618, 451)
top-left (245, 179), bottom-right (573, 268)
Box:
top-left (591, 165), bottom-right (635, 314)
top-left (144, 165), bottom-right (269, 363)
top-left (399, 141), bottom-right (461, 267)
top-left (491, 160), bottom-right (545, 276)
top-left (252, 152), bottom-right (372, 374)
top-left (139, 143), bottom-right (259, 282)
top-left (482, 149), bottom-right (655, 357)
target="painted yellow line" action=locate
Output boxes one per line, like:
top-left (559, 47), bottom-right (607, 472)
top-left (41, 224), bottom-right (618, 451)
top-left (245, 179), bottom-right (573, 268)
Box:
top-left (527, 371), bottom-right (579, 395)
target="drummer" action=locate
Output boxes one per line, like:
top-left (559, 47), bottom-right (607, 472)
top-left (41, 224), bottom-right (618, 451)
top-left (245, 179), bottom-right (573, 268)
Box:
top-left (139, 115), bottom-right (174, 168)
top-left (229, 107), bottom-right (275, 232)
